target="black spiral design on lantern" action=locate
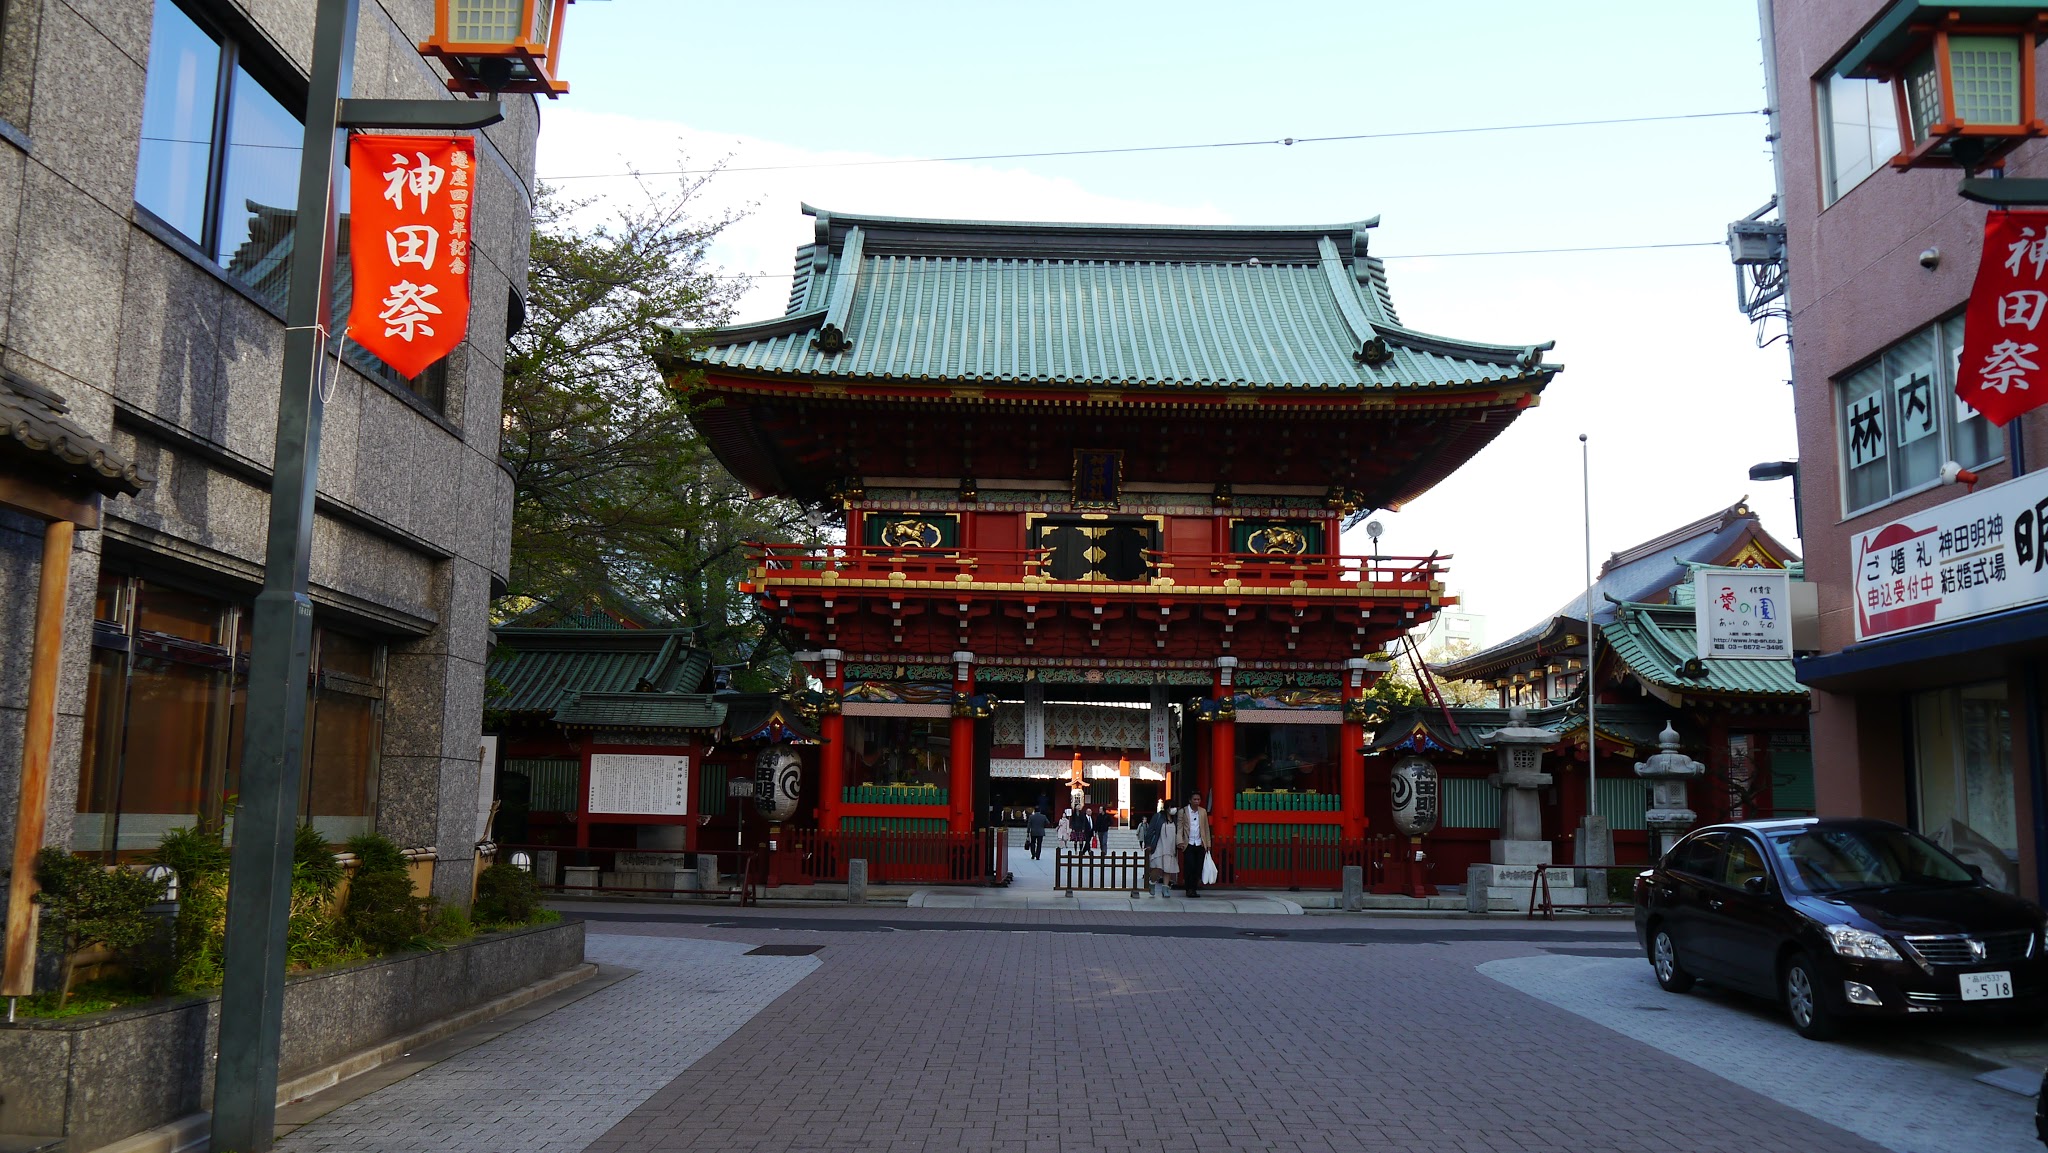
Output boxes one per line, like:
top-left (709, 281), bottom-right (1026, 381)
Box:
top-left (1390, 773), bottom-right (1414, 811)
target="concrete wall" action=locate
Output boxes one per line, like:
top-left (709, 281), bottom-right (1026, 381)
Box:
top-left (0, 918), bottom-right (584, 1151)
top-left (0, 0), bottom-right (539, 909)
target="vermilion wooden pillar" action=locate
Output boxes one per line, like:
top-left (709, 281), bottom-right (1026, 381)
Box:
top-left (817, 649), bottom-right (846, 831)
top-left (1340, 657), bottom-right (1369, 842)
top-left (949, 651), bottom-right (975, 832)
top-left (1210, 656), bottom-right (1237, 840)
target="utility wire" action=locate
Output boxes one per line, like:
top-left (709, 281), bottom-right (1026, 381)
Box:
top-left (691, 240), bottom-right (1725, 280)
top-left (539, 110), bottom-right (1763, 181)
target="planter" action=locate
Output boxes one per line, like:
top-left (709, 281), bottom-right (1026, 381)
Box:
top-left (0, 919), bottom-right (584, 1152)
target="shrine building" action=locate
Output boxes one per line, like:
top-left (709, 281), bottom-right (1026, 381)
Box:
top-left (655, 206), bottom-right (1560, 857)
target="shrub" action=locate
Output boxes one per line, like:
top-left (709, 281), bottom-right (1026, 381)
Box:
top-left (31, 849), bottom-right (166, 1005)
top-left (341, 869), bottom-right (428, 954)
top-left (151, 823), bottom-right (230, 991)
top-left (424, 902), bottom-right (475, 943)
top-left (345, 832), bottom-right (408, 876)
top-left (294, 823), bottom-right (345, 895)
top-left (472, 862), bottom-right (542, 927)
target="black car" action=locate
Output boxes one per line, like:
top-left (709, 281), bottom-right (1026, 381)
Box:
top-left (1633, 817), bottom-right (2048, 1040)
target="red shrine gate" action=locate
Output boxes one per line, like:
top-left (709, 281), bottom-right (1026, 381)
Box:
top-left (657, 207), bottom-right (1559, 885)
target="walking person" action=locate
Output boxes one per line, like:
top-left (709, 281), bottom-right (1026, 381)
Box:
top-left (1143, 806), bottom-right (1176, 898)
top-left (1070, 806), bottom-right (1093, 856)
top-left (1026, 807), bottom-right (1048, 861)
top-left (1176, 793), bottom-right (1213, 898)
top-left (1094, 805), bottom-right (1113, 852)
top-left (1055, 808), bottom-right (1071, 857)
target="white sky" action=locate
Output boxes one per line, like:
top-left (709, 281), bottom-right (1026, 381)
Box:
top-left (537, 0), bottom-right (1795, 636)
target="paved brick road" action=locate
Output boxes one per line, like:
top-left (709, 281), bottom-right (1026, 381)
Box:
top-left (274, 908), bottom-right (2041, 1153)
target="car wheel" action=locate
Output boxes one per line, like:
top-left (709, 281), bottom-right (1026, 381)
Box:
top-left (1650, 927), bottom-right (1695, 994)
top-left (1783, 951), bottom-right (1841, 1041)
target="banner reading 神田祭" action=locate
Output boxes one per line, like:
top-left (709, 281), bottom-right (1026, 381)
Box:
top-left (346, 134), bottom-right (476, 379)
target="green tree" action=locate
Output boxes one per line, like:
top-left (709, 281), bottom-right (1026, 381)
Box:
top-left (500, 171), bottom-right (822, 681)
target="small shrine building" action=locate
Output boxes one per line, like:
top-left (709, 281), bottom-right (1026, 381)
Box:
top-left (655, 207), bottom-right (1561, 859)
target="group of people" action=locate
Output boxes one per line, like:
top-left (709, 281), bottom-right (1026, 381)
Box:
top-left (1022, 794), bottom-right (1215, 898)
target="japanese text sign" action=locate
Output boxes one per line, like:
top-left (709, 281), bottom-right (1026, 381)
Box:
top-left (1851, 465), bottom-right (2048, 641)
top-left (1957, 210), bottom-right (2048, 427)
top-left (1693, 566), bottom-right (1791, 660)
top-left (346, 134), bottom-right (475, 379)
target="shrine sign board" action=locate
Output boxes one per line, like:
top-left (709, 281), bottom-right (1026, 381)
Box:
top-left (1852, 466), bottom-right (2048, 642)
top-left (1693, 567), bottom-right (1792, 659)
top-left (587, 753), bottom-right (689, 816)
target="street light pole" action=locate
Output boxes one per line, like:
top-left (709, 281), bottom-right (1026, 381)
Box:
top-left (1580, 433), bottom-right (1596, 820)
top-left (210, 3), bottom-right (358, 1146)
top-left (210, 1), bottom-right (500, 1148)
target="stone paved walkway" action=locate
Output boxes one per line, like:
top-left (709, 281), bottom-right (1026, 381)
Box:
top-left (1484, 953), bottom-right (2037, 1153)
top-left (274, 935), bottom-right (818, 1153)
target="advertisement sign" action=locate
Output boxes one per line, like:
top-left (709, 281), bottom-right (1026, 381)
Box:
top-left (346, 134), bottom-right (476, 378)
top-left (1957, 210), bottom-right (2048, 427)
top-left (1693, 567), bottom-right (1792, 659)
top-left (1851, 466), bottom-right (2048, 642)
top-left (587, 753), bottom-right (688, 816)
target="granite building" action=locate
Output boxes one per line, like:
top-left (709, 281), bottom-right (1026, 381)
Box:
top-left (0, 0), bottom-right (539, 907)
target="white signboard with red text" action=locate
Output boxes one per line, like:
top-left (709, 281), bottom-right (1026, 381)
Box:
top-left (1852, 467), bottom-right (2048, 642)
top-left (1694, 567), bottom-right (1792, 659)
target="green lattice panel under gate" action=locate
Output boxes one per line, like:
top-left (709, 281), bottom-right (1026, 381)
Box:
top-left (1232, 823), bottom-right (1342, 870)
top-left (840, 817), bottom-right (949, 834)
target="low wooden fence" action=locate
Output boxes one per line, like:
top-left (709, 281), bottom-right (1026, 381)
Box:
top-left (784, 827), bottom-right (1007, 886)
top-left (1055, 847), bottom-right (1147, 895)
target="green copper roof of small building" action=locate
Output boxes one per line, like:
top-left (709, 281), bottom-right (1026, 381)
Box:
top-left (488, 627), bottom-right (711, 715)
top-left (1600, 600), bottom-right (1807, 700)
top-left (667, 206), bottom-right (1557, 392)
top-left (550, 691), bottom-right (726, 733)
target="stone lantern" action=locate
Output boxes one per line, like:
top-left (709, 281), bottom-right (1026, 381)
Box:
top-left (1633, 723), bottom-right (1705, 861)
top-left (1466, 707), bottom-right (1582, 912)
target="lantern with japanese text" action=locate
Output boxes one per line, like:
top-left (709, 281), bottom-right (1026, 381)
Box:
top-left (419, 0), bottom-right (573, 97)
top-left (346, 135), bottom-right (476, 379)
top-left (1836, 2), bottom-right (2047, 171)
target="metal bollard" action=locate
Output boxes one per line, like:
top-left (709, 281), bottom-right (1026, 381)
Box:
top-left (1342, 864), bottom-right (1364, 912)
top-left (848, 858), bottom-right (868, 905)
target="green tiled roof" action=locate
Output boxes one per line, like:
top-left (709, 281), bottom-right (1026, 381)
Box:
top-left (670, 206), bottom-right (1557, 393)
top-left (1366, 702), bottom-right (1672, 754)
top-left (550, 692), bottom-right (726, 733)
top-left (1601, 600), bottom-right (1806, 699)
top-left (487, 628), bottom-right (711, 714)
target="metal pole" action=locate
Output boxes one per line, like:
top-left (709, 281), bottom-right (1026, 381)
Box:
top-left (1581, 433), bottom-right (1597, 818)
top-left (211, 1), bottom-right (357, 1148)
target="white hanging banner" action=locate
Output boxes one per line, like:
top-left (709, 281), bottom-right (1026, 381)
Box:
top-left (1023, 689), bottom-right (1046, 759)
top-left (1148, 685), bottom-right (1171, 762)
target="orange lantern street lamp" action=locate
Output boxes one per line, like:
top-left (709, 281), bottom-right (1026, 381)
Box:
top-left (1836, 1), bottom-right (2048, 172)
top-left (420, 0), bottom-right (574, 97)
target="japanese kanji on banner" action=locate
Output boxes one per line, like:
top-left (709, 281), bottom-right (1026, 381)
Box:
top-left (346, 134), bottom-right (475, 379)
top-left (1957, 210), bottom-right (2048, 426)
top-left (1850, 465), bottom-right (2048, 642)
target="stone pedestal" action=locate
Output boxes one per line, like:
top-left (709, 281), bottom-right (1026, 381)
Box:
top-left (1466, 861), bottom-right (1587, 912)
top-left (1577, 814), bottom-right (1614, 902)
top-left (1469, 707), bottom-right (1576, 911)
top-left (562, 864), bottom-right (600, 893)
top-left (848, 858), bottom-right (869, 905)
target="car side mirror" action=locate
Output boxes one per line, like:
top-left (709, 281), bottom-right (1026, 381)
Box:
top-left (1743, 875), bottom-right (1769, 897)
top-left (1966, 863), bottom-right (1986, 883)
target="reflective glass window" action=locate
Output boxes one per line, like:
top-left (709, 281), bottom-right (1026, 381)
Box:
top-left (134, 0), bottom-right (219, 241)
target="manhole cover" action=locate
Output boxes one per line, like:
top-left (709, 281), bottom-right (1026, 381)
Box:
top-left (745, 944), bottom-right (823, 957)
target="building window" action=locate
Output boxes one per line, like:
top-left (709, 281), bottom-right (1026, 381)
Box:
top-left (134, 0), bottom-right (449, 406)
top-left (1910, 681), bottom-right (2017, 892)
top-left (74, 571), bottom-right (386, 857)
top-left (1837, 313), bottom-right (2000, 515)
top-left (1819, 74), bottom-right (1899, 205)
top-left (1233, 724), bottom-right (1337, 796)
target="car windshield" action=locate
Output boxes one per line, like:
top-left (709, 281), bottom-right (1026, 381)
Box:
top-left (1766, 826), bottom-right (1976, 894)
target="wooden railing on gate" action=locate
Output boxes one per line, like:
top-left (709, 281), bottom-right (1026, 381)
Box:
top-left (1055, 846), bottom-right (1146, 896)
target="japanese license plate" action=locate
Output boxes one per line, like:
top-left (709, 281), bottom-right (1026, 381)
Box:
top-left (1960, 971), bottom-right (2014, 1001)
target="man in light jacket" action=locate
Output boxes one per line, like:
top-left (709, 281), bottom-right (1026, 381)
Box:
top-left (1175, 793), bottom-right (1214, 898)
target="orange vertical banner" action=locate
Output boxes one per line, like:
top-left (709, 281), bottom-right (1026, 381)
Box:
top-left (346, 134), bottom-right (476, 379)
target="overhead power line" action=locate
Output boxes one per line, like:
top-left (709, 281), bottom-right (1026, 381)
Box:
top-left (539, 109), bottom-right (1763, 181)
top-left (692, 240), bottom-right (1726, 281)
